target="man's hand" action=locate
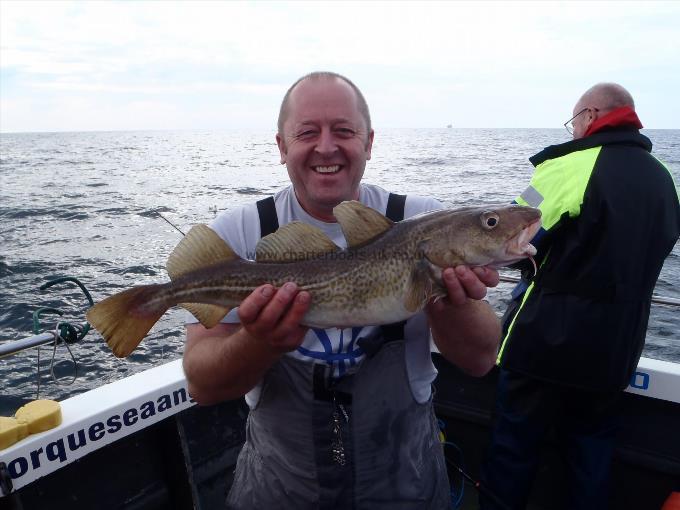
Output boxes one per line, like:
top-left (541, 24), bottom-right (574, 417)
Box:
top-left (183, 282), bottom-right (311, 404)
top-left (239, 282), bottom-right (311, 353)
top-left (428, 266), bottom-right (500, 310)
top-left (426, 265), bottom-right (501, 377)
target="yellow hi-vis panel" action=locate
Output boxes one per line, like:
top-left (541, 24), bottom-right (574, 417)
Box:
top-left (498, 147), bottom-right (601, 364)
top-left (516, 147), bottom-right (601, 231)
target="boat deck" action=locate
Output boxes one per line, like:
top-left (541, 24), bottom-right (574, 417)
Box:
top-left (3, 356), bottom-right (679, 509)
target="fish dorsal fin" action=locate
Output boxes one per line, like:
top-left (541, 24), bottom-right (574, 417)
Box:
top-left (166, 224), bottom-right (237, 280)
top-left (180, 303), bottom-right (231, 329)
top-left (333, 201), bottom-right (394, 248)
top-left (256, 222), bottom-right (338, 263)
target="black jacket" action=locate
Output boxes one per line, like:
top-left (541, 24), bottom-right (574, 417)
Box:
top-left (499, 129), bottom-right (680, 391)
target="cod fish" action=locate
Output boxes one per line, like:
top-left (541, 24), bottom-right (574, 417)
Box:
top-left (87, 201), bottom-right (541, 357)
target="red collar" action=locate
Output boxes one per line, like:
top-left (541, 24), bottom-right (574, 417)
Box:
top-left (584, 106), bottom-right (643, 137)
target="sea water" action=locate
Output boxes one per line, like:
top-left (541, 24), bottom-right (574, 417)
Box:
top-left (1, 128), bottom-right (678, 415)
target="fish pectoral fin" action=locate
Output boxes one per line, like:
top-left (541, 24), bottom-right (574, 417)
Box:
top-left (166, 224), bottom-right (237, 280)
top-left (256, 222), bottom-right (337, 262)
top-left (181, 303), bottom-right (231, 329)
top-left (333, 201), bottom-right (393, 248)
top-left (404, 260), bottom-right (433, 313)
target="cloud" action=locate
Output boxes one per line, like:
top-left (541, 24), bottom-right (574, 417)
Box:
top-left (1, 1), bottom-right (679, 131)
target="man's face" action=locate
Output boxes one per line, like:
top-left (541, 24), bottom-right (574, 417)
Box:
top-left (276, 78), bottom-right (374, 221)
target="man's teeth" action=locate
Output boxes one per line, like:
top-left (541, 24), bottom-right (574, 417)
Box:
top-left (315, 165), bottom-right (340, 174)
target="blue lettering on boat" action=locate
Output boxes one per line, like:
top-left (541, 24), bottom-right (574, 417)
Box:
top-left (6, 385), bottom-right (192, 481)
top-left (630, 371), bottom-right (650, 390)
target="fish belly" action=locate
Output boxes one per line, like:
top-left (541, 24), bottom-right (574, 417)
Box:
top-left (301, 292), bottom-right (413, 328)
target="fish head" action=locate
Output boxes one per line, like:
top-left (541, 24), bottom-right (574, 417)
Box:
top-left (419, 205), bottom-right (542, 268)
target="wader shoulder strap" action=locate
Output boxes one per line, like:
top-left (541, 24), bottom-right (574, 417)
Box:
top-left (383, 193), bottom-right (407, 337)
top-left (257, 193), bottom-right (405, 236)
top-left (385, 193), bottom-right (406, 223)
top-left (256, 196), bottom-right (279, 237)
top-left (255, 193), bottom-right (408, 356)
top-left (359, 193), bottom-right (407, 356)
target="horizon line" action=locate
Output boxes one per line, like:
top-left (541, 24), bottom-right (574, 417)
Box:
top-left (2, 126), bottom-right (679, 136)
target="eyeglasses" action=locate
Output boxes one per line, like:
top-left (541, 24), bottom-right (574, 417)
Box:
top-left (564, 107), bottom-right (599, 135)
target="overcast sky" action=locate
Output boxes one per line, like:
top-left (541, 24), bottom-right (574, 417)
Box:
top-left (1, 0), bottom-right (679, 133)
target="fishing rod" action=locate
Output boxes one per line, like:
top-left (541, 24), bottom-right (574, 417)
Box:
top-left (444, 454), bottom-right (512, 510)
top-left (155, 210), bottom-right (185, 236)
top-left (2, 210), bottom-right (189, 359)
top-left (498, 274), bottom-right (680, 307)
top-left (439, 421), bottom-right (512, 510)
top-left (0, 277), bottom-right (92, 397)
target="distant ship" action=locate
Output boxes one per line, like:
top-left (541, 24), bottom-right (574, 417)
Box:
top-left (446, 124), bottom-right (452, 128)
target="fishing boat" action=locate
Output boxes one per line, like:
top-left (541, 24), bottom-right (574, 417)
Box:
top-left (1, 284), bottom-right (679, 509)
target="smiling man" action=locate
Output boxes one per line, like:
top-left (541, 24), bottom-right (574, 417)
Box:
top-left (182, 71), bottom-right (502, 510)
top-left (275, 74), bottom-right (374, 222)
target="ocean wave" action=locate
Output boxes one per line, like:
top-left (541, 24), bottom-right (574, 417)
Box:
top-left (105, 264), bottom-right (160, 276)
top-left (138, 207), bottom-right (174, 218)
top-left (1, 128), bottom-right (678, 406)
top-left (236, 187), bottom-right (268, 195)
top-left (95, 207), bottom-right (129, 215)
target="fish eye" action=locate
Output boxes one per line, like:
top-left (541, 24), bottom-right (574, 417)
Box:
top-left (481, 212), bottom-right (500, 230)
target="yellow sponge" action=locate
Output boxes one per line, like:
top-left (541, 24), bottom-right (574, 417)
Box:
top-left (0, 416), bottom-right (29, 450)
top-left (15, 399), bottom-right (62, 434)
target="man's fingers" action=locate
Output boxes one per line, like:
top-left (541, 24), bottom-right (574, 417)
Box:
top-left (239, 283), bottom-right (310, 347)
top-left (443, 267), bottom-right (468, 305)
top-left (256, 282), bottom-right (299, 326)
top-left (439, 266), bottom-right (492, 306)
top-left (277, 291), bottom-right (311, 330)
top-left (472, 266), bottom-right (500, 288)
top-left (238, 284), bottom-right (276, 325)
top-left (237, 283), bottom-right (311, 353)
top-left (454, 266), bottom-right (488, 301)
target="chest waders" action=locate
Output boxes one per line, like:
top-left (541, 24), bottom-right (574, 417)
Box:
top-left (225, 195), bottom-right (450, 510)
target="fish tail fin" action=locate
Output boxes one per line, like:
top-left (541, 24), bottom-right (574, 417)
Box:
top-left (86, 285), bottom-right (167, 358)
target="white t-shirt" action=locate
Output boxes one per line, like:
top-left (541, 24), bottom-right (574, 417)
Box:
top-left (196, 183), bottom-right (442, 406)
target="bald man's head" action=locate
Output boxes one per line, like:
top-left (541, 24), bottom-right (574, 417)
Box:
top-left (277, 71), bottom-right (372, 137)
top-left (576, 83), bottom-right (635, 115)
top-left (569, 82), bottom-right (636, 139)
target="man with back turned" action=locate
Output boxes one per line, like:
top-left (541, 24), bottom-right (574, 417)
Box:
top-left (182, 71), bottom-right (503, 509)
top-left (481, 83), bottom-right (680, 509)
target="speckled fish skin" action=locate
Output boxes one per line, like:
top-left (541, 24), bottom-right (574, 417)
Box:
top-left (141, 204), bottom-right (541, 327)
top-left (87, 203), bottom-right (541, 357)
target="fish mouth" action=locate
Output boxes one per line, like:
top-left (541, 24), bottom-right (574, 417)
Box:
top-left (512, 217), bottom-right (541, 257)
top-left (492, 217), bottom-right (541, 267)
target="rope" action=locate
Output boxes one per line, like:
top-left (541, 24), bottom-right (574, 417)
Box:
top-left (439, 418), bottom-right (511, 510)
top-left (35, 323), bottom-right (79, 399)
top-left (443, 441), bottom-right (466, 508)
top-left (28, 277), bottom-right (92, 397)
